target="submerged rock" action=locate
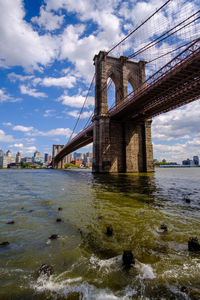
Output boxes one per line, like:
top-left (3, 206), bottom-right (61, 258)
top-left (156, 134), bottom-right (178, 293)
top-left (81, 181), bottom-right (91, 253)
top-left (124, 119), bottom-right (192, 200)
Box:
top-left (185, 198), bottom-right (191, 204)
top-left (7, 221), bottom-right (15, 224)
top-left (106, 226), bottom-right (113, 236)
top-left (188, 237), bottom-right (200, 252)
top-left (49, 234), bottom-right (58, 240)
top-left (122, 250), bottom-right (135, 268)
top-left (0, 241), bottom-right (9, 247)
top-left (181, 286), bottom-right (200, 296)
top-left (38, 264), bottom-right (54, 276)
top-left (160, 224), bottom-right (168, 232)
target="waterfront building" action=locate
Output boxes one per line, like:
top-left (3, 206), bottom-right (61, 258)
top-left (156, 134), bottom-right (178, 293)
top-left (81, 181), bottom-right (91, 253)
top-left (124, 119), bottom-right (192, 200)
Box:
top-left (193, 156), bottom-right (199, 166)
top-left (0, 150), bottom-right (16, 168)
top-left (74, 152), bottom-right (83, 160)
top-left (33, 157), bottom-right (44, 165)
top-left (21, 157), bottom-right (33, 163)
top-left (83, 151), bottom-right (93, 166)
top-left (0, 149), bottom-right (3, 157)
top-left (16, 151), bottom-right (21, 163)
top-left (182, 159), bottom-right (194, 166)
top-left (44, 153), bottom-right (49, 163)
top-left (34, 151), bottom-right (41, 158)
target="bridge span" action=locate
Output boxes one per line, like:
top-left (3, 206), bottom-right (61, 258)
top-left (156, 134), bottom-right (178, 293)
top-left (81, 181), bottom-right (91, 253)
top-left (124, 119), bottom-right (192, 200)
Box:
top-left (52, 40), bottom-right (200, 172)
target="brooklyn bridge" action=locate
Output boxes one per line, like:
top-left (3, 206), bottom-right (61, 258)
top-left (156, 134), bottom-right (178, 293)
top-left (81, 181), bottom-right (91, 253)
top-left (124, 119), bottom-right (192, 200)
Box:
top-left (52, 1), bottom-right (200, 173)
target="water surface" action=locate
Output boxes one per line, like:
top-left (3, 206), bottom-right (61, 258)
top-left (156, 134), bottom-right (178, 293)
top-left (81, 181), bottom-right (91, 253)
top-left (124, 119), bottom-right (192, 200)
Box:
top-left (0, 168), bottom-right (200, 299)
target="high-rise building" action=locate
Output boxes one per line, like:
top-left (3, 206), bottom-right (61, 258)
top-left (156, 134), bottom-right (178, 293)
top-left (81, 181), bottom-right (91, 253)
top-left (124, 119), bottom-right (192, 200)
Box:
top-left (74, 152), bottom-right (83, 160)
top-left (0, 150), bottom-right (4, 157)
top-left (0, 150), bottom-right (16, 168)
top-left (193, 156), bottom-right (199, 166)
top-left (16, 151), bottom-right (21, 163)
top-left (44, 153), bottom-right (49, 163)
top-left (34, 151), bottom-right (41, 158)
top-left (6, 150), bottom-right (12, 157)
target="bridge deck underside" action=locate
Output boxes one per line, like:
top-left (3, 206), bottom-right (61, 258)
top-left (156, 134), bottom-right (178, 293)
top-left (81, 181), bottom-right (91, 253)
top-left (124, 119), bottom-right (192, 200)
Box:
top-left (110, 50), bottom-right (200, 121)
top-left (53, 126), bottom-right (93, 163)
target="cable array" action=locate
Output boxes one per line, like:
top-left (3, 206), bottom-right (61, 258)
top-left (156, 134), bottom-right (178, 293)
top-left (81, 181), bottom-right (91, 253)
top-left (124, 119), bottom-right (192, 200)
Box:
top-left (65, 0), bottom-right (200, 147)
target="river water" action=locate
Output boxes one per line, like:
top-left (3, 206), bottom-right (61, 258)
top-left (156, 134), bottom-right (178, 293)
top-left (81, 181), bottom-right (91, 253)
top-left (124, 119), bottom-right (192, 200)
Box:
top-left (0, 168), bottom-right (200, 300)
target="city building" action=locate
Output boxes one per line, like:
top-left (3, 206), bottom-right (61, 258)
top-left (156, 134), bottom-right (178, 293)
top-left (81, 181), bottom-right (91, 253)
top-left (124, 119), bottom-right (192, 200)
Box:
top-left (193, 156), bottom-right (199, 166)
top-left (74, 152), bottom-right (83, 160)
top-left (83, 151), bottom-right (93, 166)
top-left (0, 150), bottom-right (16, 168)
top-left (34, 151), bottom-right (41, 158)
top-left (21, 157), bottom-right (33, 163)
top-left (0, 150), bottom-right (4, 157)
top-left (44, 153), bottom-right (49, 163)
top-left (182, 159), bottom-right (194, 166)
top-left (16, 151), bottom-right (21, 163)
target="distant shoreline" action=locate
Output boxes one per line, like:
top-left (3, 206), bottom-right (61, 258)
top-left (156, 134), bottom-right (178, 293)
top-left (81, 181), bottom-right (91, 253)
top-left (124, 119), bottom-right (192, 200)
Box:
top-left (157, 165), bottom-right (200, 168)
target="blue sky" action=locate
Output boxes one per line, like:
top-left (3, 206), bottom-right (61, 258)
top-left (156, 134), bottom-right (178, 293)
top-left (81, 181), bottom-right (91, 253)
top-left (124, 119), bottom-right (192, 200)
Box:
top-left (0, 0), bottom-right (199, 162)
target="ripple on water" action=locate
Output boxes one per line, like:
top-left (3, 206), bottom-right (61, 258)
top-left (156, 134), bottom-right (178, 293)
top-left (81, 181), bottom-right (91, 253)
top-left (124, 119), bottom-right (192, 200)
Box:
top-left (0, 168), bottom-right (200, 299)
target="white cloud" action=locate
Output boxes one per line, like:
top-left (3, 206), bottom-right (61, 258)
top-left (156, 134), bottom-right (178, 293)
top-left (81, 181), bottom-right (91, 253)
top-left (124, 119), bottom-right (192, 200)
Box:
top-left (13, 125), bottom-right (34, 132)
top-left (22, 146), bottom-right (37, 154)
top-left (31, 6), bottom-right (64, 31)
top-left (3, 122), bottom-right (12, 126)
top-left (58, 94), bottom-right (94, 108)
top-left (43, 109), bottom-right (55, 117)
top-left (8, 143), bottom-right (37, 154)
top-left (8, 72), bottom-right (34, 82)
top-left (42, 76), bottom-right (76, 88)
top-left (0, 129), bottom-right (14, 142)
top-left (0, 0), bottom-right (59, 71)
top-left (20, 85), bottom-right (47, 98)
top-left (35, 128), bottom-right (72, 137)
top-left (9, 143), bottom-right (24, 148)
top-left (152, 100), bottom-right (200, 141)
top-left (0, 89), bottom-right (20, 103)
top-left (68, 110), bottom-right (93, 119)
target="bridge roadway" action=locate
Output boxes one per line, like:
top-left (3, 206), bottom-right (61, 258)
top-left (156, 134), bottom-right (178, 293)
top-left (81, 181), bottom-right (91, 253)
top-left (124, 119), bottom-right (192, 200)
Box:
top-left (53, 42), bottom-right (200, 164)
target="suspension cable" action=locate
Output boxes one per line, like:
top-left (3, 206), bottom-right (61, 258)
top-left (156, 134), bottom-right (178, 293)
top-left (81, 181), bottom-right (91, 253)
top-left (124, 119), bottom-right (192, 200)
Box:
top-left (67, 73), bottom-right (95, 143)
top-left (107, 0), bottom-right (172, 55)
top-left (128, 11), bottom-right (200, 59)
top-left (147, 37), bottom-right (200, 64)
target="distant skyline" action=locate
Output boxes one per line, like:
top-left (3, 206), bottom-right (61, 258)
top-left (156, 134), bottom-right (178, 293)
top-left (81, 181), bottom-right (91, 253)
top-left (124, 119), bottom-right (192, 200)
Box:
top-left (0, 0), bottom-right (200, 164)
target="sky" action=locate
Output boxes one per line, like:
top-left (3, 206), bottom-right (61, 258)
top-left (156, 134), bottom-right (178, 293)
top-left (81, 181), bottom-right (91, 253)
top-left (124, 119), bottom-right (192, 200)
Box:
top-left (0, 0), bottom-right (199, 163)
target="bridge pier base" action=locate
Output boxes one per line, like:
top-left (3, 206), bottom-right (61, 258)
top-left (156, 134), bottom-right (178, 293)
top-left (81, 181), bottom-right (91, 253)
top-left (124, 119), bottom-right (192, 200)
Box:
top-left (92, 117), bottom-right (154, 173)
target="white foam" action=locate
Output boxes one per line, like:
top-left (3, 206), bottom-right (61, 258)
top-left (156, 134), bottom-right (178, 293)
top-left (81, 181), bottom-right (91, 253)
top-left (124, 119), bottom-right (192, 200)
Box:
top-left (135, 261), bottom-right (156, 279)
top-left (32, 278), bottom-right (126, 299)
top-left (90, 254), bottom-right (120, 270)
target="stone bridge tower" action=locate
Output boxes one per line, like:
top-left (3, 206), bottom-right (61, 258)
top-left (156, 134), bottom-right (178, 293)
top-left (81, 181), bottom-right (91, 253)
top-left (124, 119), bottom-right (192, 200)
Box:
top-left (52, 144), bottom-right (65, 169)
top-left (92, 51), bottom-right (154, 173)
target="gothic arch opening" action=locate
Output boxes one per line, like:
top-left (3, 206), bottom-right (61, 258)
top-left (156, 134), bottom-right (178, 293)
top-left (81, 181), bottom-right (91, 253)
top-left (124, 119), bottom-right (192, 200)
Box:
top-left (107, 77), bottom-right (116, 110)
top-left (127, 80), bottom-right (134, 96)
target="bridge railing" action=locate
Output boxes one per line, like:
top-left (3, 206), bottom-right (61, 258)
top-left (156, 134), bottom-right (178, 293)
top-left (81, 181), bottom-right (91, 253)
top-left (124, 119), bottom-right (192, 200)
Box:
top-left (109, 38), bottom-right (200, 116)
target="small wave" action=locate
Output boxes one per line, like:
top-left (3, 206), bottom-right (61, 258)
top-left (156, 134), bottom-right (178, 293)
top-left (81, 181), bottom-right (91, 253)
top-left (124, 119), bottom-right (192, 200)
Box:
top-left (31, 276), bottom-right (134, 299)
top-left (135, 261), bottom-right (156, 279)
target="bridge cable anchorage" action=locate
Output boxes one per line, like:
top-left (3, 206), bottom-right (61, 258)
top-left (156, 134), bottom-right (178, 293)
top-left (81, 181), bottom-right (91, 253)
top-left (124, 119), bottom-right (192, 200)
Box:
top-left (128, 10), bottom-right (200, 60)
top-left (106, 0), bottom-right (172, 56)
top-left (67, 73), bottom-right (95, 143)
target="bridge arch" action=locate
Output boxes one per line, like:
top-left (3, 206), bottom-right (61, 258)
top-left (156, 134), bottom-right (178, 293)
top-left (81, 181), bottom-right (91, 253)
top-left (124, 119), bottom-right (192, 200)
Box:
top-left (93, 51), bottom-right (146, 117)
